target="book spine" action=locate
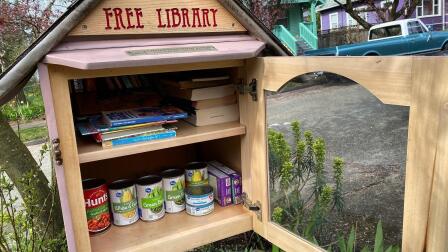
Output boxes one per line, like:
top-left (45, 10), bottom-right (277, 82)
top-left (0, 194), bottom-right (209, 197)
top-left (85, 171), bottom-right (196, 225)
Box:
top-left (103, 130), bottom-right (176, 148)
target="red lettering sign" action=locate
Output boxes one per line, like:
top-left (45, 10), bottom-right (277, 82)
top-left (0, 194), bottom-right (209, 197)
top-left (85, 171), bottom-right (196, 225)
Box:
top-left (103, 7), bottom-right (144, 30)
top-left (103, 6), bottom-right (219, 31)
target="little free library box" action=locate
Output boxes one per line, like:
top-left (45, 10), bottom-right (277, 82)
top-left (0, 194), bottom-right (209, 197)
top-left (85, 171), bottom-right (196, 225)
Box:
top-left (1, 0), bottom-right (448, 251)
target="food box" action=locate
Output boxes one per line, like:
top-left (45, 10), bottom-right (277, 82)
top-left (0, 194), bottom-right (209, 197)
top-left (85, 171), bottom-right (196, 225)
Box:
top-left (208, 161), bottom-right (242, 205)
top-left (207, 166), bottom-right (232, 206)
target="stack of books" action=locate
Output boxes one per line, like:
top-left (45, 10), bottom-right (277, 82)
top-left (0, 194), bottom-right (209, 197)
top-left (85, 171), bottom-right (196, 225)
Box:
top-left (76, 106), bottom-right (188, 148)
top-left (160, 73), bottom-right (239, 127)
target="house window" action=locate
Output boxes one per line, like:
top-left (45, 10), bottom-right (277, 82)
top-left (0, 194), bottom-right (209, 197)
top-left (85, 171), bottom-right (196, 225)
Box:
top-left (329, 13), bottom-right (339, 29)
top-left (346, 7), bottom-right (368, 27)
top-left (416, 0), bottom-right (441, 17)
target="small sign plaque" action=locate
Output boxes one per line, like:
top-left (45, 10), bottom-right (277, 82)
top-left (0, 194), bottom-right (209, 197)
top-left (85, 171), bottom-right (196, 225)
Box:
top-left (126, 45), bottom-right (218, 56)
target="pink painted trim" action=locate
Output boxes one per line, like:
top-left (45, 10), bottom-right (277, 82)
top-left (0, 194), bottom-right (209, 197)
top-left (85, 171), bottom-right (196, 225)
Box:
top-left (53, 35), bottom-right (254, 52)
top-left (43, 39), bottom-right (265, 70)
top-left (37, 64), bottom-right (77, 252)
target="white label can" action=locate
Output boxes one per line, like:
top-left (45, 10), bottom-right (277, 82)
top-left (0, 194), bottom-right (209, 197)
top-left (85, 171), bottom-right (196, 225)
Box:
top-left (185, 185), bottom-right (214, 206)
top-left (136, 175), bottom-right (165, 221)
top-left (186, 202), bottom-right (214, 216)
top-left (161, 169), bottom-right (185, 213)
top-left (108, 179), bottom-right (139, 226)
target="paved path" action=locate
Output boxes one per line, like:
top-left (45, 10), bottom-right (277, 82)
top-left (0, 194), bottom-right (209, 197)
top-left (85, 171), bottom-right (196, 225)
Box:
top-left (266, 82), bottom-right (409, 246)
top-left (9, 119), bottom-right (46, 131)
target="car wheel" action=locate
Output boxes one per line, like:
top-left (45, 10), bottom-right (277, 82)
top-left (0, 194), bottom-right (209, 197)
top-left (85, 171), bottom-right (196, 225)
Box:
top-left (443, 43), bottom-right (448, 51)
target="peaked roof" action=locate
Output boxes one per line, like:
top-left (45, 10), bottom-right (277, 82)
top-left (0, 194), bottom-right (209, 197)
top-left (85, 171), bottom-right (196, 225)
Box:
top-left (0, 0), bottom-right (291, 105)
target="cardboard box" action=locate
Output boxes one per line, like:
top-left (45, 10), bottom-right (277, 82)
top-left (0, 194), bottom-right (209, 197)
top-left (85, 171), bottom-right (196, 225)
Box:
top-left (207, 165), bottom-right (232, 206)
top-left (209, 161), bottom-right (242, 205)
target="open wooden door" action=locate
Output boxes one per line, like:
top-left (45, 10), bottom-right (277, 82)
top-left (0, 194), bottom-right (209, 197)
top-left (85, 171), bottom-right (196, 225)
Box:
top-left (245, 57), bottom-right (448, 252)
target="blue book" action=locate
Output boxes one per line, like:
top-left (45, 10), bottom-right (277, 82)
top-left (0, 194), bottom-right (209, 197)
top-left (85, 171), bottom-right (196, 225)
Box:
top-left (102, 130), bottom-right (176, 148)
top-left (102, 106), bottom-right (188, 127)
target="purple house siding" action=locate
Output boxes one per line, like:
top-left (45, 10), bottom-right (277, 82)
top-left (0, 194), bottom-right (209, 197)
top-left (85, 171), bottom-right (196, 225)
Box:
top-left (319, 0), bottom-right (448, 31)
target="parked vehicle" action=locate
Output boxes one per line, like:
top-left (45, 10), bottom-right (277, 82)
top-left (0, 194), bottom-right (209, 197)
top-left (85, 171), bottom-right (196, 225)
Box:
top-left (305, 19), bottom-right (448, 56)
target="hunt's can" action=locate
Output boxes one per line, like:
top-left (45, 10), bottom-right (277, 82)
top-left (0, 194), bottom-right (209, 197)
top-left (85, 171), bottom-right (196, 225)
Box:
top-left (186, 202), bottom-right (214, 216)
top-left (185, 162), bottom-right (209, 187)
top-left (109, 179), bottom-right (139, 226)
top-left (185, 185), bottom-right (214, 206)
top-left (82, 178), bottom-right (111, 235)
top-left (161, 169), bottom-right (185, 213)
top-left (136, 175), bottom-right (165, 221)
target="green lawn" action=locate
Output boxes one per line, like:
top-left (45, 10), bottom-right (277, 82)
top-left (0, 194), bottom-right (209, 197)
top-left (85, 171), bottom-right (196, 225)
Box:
top-left (15, 126), bottom-right (48, 142)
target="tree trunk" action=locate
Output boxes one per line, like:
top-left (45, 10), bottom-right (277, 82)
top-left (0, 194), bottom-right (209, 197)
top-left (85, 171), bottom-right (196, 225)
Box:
top-left (0, 112), bottom-right (63, 232)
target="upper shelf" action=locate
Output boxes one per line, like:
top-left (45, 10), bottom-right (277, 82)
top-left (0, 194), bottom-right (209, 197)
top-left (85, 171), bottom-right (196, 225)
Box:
top-left (77, 121), bottom-right (246, 163)
top-left (43, 35), bottom-right (265, 70)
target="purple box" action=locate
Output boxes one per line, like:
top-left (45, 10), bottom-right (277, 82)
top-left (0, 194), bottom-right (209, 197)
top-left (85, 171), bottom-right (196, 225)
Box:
top-left (207, 165), bottom-right (232, 207)
top-left (209, 161), bottom-right (242, 205)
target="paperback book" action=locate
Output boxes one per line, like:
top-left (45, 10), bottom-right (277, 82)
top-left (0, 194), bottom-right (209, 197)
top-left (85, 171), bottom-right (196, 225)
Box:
top-left (102, 129), bottom-right (177, 149)
top-left (102, 106), bottom-right (187, 127)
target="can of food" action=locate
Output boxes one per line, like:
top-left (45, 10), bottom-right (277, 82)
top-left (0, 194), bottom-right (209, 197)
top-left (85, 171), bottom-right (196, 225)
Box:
top-left (185, 185), bottom-right (214, 206)
top-left (136, 175), bottom-right (165, 221)
top-left (161, 169), bottom-right (185, 213)
top-left (109, 179), bottom-right (139, 226)
top-left (82, 178), bottom-right (111, 235)
top-left (185, 162), bottom-right (209, 187)
top-left (186, 202), bottom-right (214, 216)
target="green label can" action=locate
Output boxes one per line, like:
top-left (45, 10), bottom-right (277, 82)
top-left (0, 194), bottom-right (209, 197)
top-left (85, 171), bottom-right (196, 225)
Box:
top-left (109, 179), bottom-right (139, 226)
top-left (185, 162), bottom-right (209, 187)
top-left (161, 169), bottom-right (185, 213)
top-left (136, 175), bottom-right (165, 221)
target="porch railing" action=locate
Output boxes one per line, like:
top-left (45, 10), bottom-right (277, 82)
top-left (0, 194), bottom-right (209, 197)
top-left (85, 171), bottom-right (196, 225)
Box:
top-left (299, 22), bottom-right (318, 50)
top-left (273, 25), bottom-right (298, 55)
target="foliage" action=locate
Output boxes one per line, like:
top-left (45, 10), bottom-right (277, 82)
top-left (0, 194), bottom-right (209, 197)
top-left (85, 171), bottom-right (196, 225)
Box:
top-left (1, 84), bottom-right (45, 122)
top-left (336, 221), bottom-right (400, 252)
top-left (192, 231), bottom-right (270, 252)
top-left (268, 120), bottom-right (345, 242)
top-left (240, 0), bottom-right (288, 30)
top-left (333, 0), bottom-right (420, 29)
top-left (16, 126), bottom-right (48, 143)
top-left (0, 143), bottom-right (67, 252)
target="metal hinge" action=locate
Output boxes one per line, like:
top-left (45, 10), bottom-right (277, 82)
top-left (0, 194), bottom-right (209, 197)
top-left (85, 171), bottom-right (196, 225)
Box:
top-left (51, 138), bottom-right (63, 166)
top-left (242, 192), bottom-right (262, 221)
top-left (237, 79), bottom-right (257, 101)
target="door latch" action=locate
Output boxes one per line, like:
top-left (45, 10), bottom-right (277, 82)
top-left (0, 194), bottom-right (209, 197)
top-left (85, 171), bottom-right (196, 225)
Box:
top-left (242, 192), bottom-right (262, 221)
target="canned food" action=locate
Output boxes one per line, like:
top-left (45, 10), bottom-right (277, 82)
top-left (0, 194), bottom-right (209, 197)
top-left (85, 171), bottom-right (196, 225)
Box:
top-left (185, 162), bottom-right (209, 187)
top-left (136, 175), bottom-right (165, 221)
top-left (109, 179), bottom-right (139, 226)
top-left (185, 185), bottom-right (214, 206)
top-left (161, 169), bottom-right (185, 213)
top-left (82, 178), bottom-right (111, 235)
top-left (186, 202), bottom-right (214, 216)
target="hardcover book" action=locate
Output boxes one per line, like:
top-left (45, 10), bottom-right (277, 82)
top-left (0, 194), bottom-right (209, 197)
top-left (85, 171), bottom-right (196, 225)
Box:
top-left (163, 84), bottom-right (235, 101)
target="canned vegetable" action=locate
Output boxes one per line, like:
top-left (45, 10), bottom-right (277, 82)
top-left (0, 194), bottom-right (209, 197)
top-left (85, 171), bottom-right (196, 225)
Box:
top-left (185, 162), bottom-right (209, 187)
top-left (109, 179), bottom-right (139, 226)
top-left (82, 178), bottom-right (111, 235)
top-left (136, 175), bottom-right (165, 221)
top-left (161, 169), bottom-right (185, 213)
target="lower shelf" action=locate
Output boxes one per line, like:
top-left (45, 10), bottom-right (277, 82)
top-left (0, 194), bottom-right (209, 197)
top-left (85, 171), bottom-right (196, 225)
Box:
top-left (90, 204), bottom-right (252, 252)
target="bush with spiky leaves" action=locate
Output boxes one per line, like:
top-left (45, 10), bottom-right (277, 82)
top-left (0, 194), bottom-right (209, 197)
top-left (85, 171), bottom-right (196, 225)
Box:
top-left (268, 120), bottom-right (345, 243)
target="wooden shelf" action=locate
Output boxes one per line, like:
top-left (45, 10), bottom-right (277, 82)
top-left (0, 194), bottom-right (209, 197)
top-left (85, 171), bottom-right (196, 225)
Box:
top-left (90, 204), bottom-right (252, 252)
top-left (77, 121), bottom-right (246, 163)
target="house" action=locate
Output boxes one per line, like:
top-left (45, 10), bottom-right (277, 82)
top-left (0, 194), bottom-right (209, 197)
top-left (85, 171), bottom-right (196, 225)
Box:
top-left (272, 0), bottom-right (325, 54)
top-left (318, 0), bottom-right (448, 32)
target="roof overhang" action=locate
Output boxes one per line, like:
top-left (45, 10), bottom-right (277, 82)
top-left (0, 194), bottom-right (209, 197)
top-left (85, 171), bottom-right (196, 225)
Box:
top-left (44, 35), bottom-right (265, 70)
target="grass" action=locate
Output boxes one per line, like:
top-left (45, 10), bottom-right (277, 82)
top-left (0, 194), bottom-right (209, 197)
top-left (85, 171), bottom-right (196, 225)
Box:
top-left (15, 126), bottom-right (48, 142)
